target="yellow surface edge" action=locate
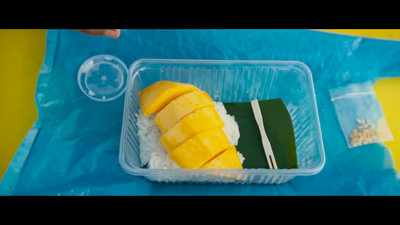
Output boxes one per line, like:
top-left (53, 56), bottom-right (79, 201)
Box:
top-left (373, 78), bottom-right (400, 173)
top-left (319, 29), bottom-right (400, 40)
top-left (0, 29), bottom-right (46, 179)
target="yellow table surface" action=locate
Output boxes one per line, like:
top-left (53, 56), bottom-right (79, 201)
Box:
top-left (0, 29), bottom-right (46, 179)
top-left (0, 29), bottom-right (399, 180)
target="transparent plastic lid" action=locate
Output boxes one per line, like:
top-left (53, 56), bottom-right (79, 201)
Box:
top-left (78, 54), bottom-right (128, 102)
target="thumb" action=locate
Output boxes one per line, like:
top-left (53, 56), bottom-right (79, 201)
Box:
top-left (71, 29), bottom-right (121, 38)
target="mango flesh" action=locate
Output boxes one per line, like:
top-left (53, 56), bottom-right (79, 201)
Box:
top-left (139, 81), bottom-right (199, 116)
top-left (201, 145), bottom-right (243, 169)
top-left (169, 127), bottom-right (231, 169)
top-left (155, 90), bottom-right (215, 134)
top-left (160, 107), bottom-right (225, 152)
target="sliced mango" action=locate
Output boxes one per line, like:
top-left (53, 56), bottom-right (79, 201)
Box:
top-left (139, 81), bottom-right (199, 116)
top-left (160, 107), bottom-right (225, 152)
top-left (169, 127), bottom-right (231, 169)
top-left (201, 146), bottom-right (243, 169)
top-left (155, 90), bottom-right (215, 134)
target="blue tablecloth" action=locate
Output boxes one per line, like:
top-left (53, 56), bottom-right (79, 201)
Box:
top-left (1, 29), bottom-right (400, 195)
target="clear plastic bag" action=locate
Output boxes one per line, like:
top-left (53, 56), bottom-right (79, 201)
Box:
top-left (330, 82), bottom-right (394, 148)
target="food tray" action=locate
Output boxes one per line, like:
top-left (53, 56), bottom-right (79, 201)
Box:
top-left (119, 59), bottom-right (325, 184)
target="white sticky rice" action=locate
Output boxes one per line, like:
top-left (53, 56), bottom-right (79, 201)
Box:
top-left (136, 102), bottom-right (244, 169)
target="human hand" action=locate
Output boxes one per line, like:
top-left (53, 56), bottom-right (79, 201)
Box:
top-left (70, 29), bottom-right (121, 38)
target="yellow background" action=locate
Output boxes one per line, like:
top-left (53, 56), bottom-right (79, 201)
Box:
top-left (0, 29), bottom-right (399, 180)
top-left (0, 29), bottom-right (46, 180)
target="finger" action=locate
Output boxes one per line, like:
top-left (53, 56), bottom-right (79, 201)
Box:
top-left (72, 29), bottom-right (121, 38)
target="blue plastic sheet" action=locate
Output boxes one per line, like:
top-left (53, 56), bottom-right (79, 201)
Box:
top-left (1, 29), bottom-right (400, 195)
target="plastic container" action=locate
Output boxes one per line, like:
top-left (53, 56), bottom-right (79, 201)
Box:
top-left (119, 59), bottom-right (325, 184)
top-left (78, 54), bottom-right (128, 102)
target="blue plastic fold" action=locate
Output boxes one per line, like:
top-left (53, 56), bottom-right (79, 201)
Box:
top-left (1, 29), bottom-right (400, 195)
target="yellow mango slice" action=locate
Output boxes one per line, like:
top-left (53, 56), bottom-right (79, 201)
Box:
top-left (155, 90), bottom-right (215, 134)
top-left (201, 146), bottom-right (243, 169)
top-left (160, 107), bottom-right (225, 152)
top-left (169, 127), bottom-right (231, 169)
top-left (139, 81), bottom-right (199, 116)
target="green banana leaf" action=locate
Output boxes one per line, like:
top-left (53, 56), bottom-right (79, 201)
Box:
top-left (223, 99), bottom-right (298, 169)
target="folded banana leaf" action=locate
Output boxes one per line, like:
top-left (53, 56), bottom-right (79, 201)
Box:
top-left (223, 99), bottom-right (298, 169)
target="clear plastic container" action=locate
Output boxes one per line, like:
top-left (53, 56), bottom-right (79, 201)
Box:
top-left (119, 59), bottom-right (325, 184)
top-left (78, 54), bottom-right (128, 102)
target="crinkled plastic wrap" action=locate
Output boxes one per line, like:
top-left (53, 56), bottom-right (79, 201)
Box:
top-left (1, 29), bottom-right (400, 196)
top-left (330, 82), bottom-right (394, 148)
